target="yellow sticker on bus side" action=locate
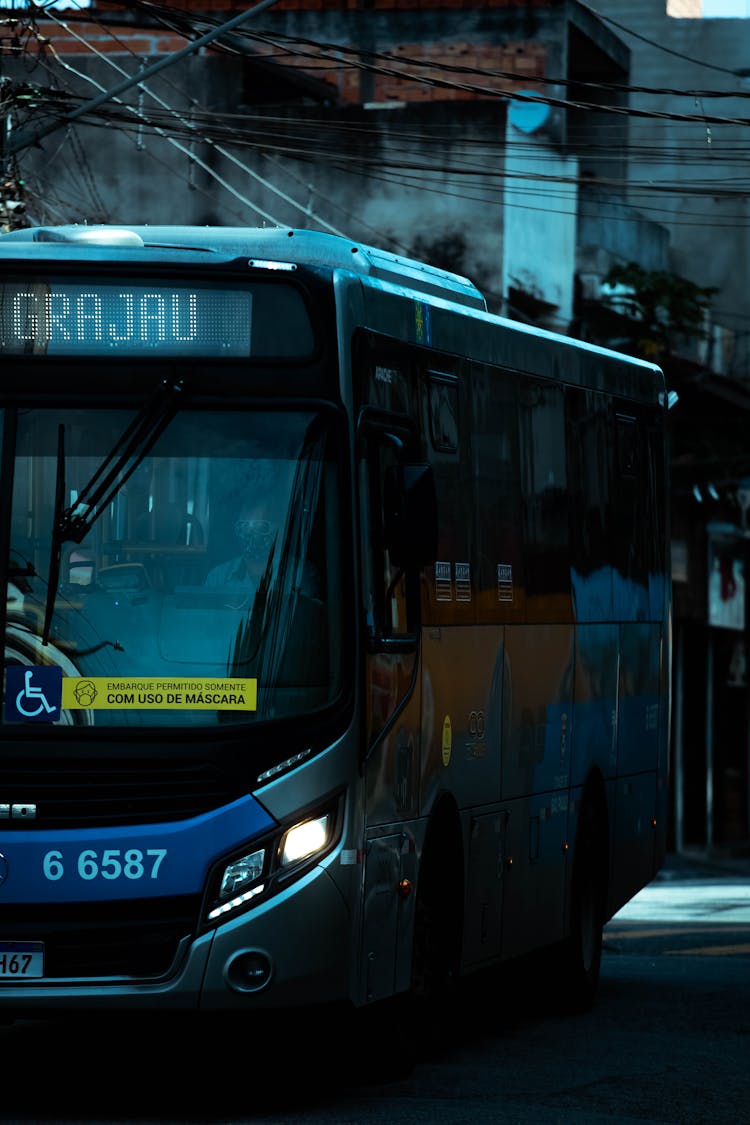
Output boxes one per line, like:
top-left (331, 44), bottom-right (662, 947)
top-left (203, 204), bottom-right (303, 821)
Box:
top-left (61, 677), bottom-right (257, 711)
top-left (441, 714), bottom-right (452, 766)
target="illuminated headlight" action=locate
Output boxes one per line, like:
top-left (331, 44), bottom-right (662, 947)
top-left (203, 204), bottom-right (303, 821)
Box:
top-left (280, 814), bottom-right (331, 867)
top-left (204, 802), bottom-right (339, 927)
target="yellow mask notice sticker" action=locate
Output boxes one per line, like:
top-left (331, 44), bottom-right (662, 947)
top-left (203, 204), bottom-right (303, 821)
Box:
top-left (61, 677), bottom-right (257, 711)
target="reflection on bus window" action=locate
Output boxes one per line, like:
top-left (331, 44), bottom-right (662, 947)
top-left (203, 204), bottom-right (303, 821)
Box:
top-left (5, 409), bottom-right (342, 728)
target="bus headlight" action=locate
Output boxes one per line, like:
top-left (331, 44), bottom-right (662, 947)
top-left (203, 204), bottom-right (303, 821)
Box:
top-left (204, 799), bottom-right (341, 927)
top-left (280, 813), bottom-right (330, 867)
top-left (220, 848), bottom-right (265, 898)
top-left (207, 848), bottom-right (267, 921)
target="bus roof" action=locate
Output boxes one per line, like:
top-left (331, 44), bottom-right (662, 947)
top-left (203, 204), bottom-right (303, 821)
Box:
top-left (0, 224), bottom-right (666, 398)
top-left (0, 224), bottom-right (488, 313)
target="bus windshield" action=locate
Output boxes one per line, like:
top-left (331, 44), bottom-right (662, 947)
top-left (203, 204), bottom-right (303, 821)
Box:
top-left (4, 406), bottom-right (343, 728)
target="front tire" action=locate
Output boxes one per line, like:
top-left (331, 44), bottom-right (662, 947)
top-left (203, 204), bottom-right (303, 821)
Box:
top-left (349, 815), bottom-right (463, 1083)
top-left (410, 809), bottom-right (464, 1048)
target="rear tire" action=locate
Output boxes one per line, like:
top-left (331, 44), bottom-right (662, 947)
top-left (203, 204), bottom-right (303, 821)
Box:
top-left (556, 796), bottom-right (606, 1013)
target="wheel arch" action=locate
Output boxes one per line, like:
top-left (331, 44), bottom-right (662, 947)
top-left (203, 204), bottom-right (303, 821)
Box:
top-left (569, 767), bottom-right (610, 932)
top-left (417, 791), bottom-right (464, 907)
top-left (412, 790), bottom-right (465, 991)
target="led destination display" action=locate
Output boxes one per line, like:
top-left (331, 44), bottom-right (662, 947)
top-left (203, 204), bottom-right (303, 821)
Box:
top-left (0, 279), bottom-right (255, 356)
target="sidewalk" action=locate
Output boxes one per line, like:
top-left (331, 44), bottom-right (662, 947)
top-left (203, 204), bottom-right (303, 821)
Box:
top-left (614, 852), bottom-right (750, 925)
top-left (656, 846), bottom-right (750, 882)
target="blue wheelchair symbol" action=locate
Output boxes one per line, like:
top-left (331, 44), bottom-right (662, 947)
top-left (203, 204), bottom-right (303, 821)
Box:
top-left (5, 666), bottom-right (62, 723)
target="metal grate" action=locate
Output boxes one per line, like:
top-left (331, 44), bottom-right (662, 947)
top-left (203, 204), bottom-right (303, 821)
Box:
top-left (0, 896), bottom-right (198, 979)
top-left (0, 757), bottom-right (247, 828)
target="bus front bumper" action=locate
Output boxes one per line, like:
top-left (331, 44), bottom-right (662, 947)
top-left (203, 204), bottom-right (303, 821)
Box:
top-left (0, 866), bottom-right (352, 1014)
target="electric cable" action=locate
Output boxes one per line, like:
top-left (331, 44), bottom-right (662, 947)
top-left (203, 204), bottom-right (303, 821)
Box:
top-left (44, 9), bottom-right (352, 236)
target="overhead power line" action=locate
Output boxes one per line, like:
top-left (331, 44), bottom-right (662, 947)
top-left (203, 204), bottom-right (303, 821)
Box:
top-left (12, 1), bottom-right (750, 241)
top-left (237, 29), bottom-right (750, 128)
top-left (72, 0), bottom-right (750, 100)
top-left (4, 0), bottom-right (284, 156)
top-left (17, 3), bottom-right (750, 136)
top-left (40, 7), bottom-right (352, 237)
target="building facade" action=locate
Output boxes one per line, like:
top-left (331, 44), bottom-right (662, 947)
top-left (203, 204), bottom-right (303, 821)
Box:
top-left (3, 0), bottom-right (750, 855)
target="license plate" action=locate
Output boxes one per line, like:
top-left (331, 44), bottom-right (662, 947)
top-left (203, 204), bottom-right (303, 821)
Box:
top-left (0, 941), bottom-right (44, 979)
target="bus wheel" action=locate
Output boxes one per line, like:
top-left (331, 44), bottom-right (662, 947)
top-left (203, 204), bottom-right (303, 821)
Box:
top-left (556, 797), bottom-right (606, 1013)
top-left (411, 815), bottom-right (463, 1035)
top-left (353, 809), bottom-right (463, 1081)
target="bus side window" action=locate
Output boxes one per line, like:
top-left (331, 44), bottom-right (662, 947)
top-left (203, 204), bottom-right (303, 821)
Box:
top-left (428, 375), bottom-right (459, 453)
top-left (380, 446), bottom-right (410, 636)
top-left (361, 437), bottom-right (416, 642)
top-left (422, 368), bottom-right (472, 625)
top-left (566, 388), bottom-right (613, 620)
top-left (519, 380), bottom-right (571, 613)
top-left (471, 362), bottom-right (523, 618)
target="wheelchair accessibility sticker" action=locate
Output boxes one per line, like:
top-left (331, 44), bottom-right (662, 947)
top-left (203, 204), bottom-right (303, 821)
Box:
top-left (4, 668), bottom-right (257, 721)
top-left (5, 666), bottom-right (62, 723)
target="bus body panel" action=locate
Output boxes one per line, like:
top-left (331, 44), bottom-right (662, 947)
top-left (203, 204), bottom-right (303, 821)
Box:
top-left (570, 623), bottom-right (619, 787)
top-left (364, 653), bottom-right (421, 826)
top-left (500, 789), bottom-right (568, 960)
top-left (0, 794), bottom-right (276, 904)
top-left (617, 622), bottom-right (663, 776)
top-left (419, 626), bottom-right (503, 813)
top-left (502, 623), bottom-right (574, 801)
top-left (608, 771), bottom-right (660, 921)
top-left (463, 804), bottom-right (505, 969)
top-left (199, 864), bottom-right (352, 1010)
top-left (360, 827), bottom-right (418, 1003)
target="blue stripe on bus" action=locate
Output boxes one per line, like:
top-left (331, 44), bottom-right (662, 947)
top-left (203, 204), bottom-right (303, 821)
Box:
top-left (0, 794), bottom-right (276, 903)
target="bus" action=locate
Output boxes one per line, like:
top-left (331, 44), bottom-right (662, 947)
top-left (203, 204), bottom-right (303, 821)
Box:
top-left (0, 224), bottom-right (670, 1042)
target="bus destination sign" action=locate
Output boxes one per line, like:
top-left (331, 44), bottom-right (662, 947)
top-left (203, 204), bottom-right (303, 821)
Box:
top-left (0, 279), bottom-right (253, 357)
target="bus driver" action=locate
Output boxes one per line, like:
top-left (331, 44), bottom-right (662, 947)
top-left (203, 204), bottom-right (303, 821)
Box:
top-left (205, 461), bottom-right (320, 602)
top-left (205, 499), bottom-right (279, 592)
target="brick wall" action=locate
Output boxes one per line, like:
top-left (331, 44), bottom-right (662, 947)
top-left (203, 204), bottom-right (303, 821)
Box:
top-left (38, 4), bottom-right (548, 104)
top-left (33, 25), bottom-right (192, 55)
top-left (244, 36), bottom-right (546, 103)
top-left (96, 0), bottom-right (553, 10)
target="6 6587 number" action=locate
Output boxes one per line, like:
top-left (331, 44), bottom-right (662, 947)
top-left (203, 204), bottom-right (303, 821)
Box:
top-left (42, 848), bottom-right (167, 882)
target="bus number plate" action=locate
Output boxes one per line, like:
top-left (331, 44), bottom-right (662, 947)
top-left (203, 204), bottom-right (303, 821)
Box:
top-left (0, 941), bottom-right (44, 979)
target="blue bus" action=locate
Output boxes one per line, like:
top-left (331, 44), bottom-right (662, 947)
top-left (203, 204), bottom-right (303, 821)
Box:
top-left (0, 225), bottom-right (670, 1037)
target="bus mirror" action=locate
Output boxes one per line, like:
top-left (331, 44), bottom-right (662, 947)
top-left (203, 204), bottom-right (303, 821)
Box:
top-left (385, 462), bottom-right (438, 571)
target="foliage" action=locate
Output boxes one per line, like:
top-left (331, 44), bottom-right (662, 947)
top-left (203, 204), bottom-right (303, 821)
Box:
top-left (602, 261), bottom-right (718, 359)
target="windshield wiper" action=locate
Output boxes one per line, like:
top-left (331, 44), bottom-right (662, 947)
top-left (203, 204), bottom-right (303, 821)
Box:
top-left (41, 377), bottom-right (184, 645)
top-left (56, 377), bottom-right (184, 545)
top-left (42, 422), bottom-right (67, 645)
